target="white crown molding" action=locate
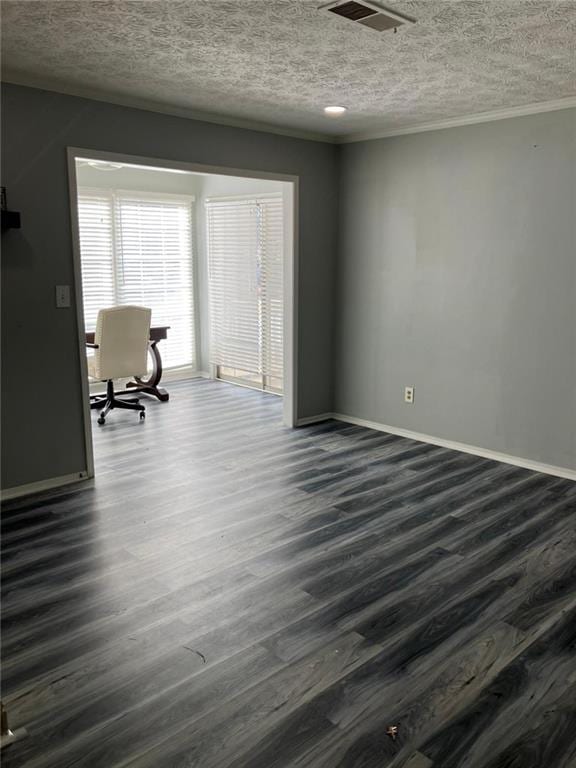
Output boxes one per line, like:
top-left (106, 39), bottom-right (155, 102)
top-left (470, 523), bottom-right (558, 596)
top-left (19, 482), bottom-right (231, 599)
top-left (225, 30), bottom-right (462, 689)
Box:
top-left (337, 96), bottom-right (576, 143)
top-left (1, 71), bottom-right (338, 145)
top-left (3, 73), bottom-right (575, 146)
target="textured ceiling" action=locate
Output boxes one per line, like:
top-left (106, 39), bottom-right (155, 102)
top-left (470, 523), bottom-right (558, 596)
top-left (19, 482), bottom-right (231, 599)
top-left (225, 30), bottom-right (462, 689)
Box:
top-left (2, 0), bottom-right (575, 139)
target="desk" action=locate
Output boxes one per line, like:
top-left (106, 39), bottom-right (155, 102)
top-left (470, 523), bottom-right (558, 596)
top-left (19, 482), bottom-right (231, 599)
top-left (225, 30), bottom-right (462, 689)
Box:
top-left (86, 325), bottom-right (170, 402)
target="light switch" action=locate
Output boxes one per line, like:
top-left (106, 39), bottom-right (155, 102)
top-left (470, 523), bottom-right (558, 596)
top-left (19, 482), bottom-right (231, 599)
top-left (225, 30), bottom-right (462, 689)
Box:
top-left (55, 285), bottom-right (71, 308)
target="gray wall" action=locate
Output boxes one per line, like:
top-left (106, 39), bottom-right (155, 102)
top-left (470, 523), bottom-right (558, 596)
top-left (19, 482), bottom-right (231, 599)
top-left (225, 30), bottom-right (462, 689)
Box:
top-left (3, 81), bottom-right (574, 491)
top-left (1, 83), bottom-right (338, 490)
top-left (336, 109), bottom-right (576, 470)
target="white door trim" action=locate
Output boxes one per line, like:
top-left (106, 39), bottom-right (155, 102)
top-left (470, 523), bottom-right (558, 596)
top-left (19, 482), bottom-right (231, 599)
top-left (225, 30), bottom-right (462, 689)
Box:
top-left (67, 149), bottom-right (96, 481)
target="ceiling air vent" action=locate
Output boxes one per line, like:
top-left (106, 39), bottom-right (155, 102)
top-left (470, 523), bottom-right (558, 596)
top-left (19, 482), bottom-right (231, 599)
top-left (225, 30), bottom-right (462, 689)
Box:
top-left (321, 0), bottom-right (415, 32)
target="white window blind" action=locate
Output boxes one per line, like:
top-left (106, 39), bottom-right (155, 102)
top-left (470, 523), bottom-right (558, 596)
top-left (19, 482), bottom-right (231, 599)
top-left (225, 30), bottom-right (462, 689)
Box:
top-left (259, 196), bottom-right (284, 385)
top-left (77, 191), bottom-right (115, 331)
top-left (77, 189), bottom-right (196, 371)
top-left (206, 195), bottom-right (284, 392)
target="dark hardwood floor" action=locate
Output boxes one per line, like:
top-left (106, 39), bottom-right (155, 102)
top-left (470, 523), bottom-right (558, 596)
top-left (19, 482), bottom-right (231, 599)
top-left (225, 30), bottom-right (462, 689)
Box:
top-left (2, 378), bottom-right (576, 768)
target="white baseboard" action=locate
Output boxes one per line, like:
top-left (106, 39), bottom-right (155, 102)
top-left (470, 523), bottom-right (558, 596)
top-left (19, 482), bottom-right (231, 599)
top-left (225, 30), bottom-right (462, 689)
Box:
top-left (331, 413), bottom-right (576, 482)
top-left (163, 369), bottom-right (211, 382)
top-left (1, 471), bottom-right (91, 503)
top-left (296, 413), bottom-right (333, 426)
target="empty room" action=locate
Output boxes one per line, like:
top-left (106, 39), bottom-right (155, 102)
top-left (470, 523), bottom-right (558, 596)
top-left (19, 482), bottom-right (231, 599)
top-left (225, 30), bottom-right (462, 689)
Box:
top-left (1, 1), bottom-right (575, 767)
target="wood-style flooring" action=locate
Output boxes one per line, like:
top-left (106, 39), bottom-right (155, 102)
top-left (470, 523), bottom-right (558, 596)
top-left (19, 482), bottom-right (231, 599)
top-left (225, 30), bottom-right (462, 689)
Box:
top-left (2, 378), bottom-right (576, 768)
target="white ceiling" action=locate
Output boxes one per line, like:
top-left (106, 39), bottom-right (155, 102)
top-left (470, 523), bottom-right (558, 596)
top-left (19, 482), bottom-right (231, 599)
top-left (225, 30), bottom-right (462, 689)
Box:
top-left (2, 0), bottom-right (575, 141)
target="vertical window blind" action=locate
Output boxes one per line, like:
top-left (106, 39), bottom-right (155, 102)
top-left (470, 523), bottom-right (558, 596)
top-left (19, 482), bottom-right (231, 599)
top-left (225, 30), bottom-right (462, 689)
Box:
top-left (77, 189), bottom-right (196, 371)
top-left (206, 195), bottom-right (284, 393)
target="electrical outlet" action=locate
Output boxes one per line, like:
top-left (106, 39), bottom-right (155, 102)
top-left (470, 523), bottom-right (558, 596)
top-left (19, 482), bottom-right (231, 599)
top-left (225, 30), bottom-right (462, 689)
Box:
top-left (55, 285), bottom-right (71, 308)
top-left (404, 386), bottom-right (414, 404)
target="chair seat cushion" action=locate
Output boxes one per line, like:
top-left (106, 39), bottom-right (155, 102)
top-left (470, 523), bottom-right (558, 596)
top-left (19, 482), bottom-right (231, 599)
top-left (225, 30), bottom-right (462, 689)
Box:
top-left (92, 306), bottom-right (152, 380)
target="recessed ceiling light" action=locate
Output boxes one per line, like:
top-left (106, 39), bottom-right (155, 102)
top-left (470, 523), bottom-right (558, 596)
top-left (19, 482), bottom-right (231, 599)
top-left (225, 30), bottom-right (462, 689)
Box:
top-left (324, 105), bottom-right (347, 116)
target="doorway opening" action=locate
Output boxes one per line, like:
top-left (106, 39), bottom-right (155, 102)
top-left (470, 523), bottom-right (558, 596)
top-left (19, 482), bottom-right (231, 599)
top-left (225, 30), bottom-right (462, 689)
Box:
top-left (68, 149), bottom-right (297, 480)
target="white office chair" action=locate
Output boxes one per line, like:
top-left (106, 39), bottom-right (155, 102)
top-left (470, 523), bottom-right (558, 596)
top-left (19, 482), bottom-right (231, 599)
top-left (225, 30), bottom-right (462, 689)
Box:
top-left (87, 306), bottom-right (152, 425)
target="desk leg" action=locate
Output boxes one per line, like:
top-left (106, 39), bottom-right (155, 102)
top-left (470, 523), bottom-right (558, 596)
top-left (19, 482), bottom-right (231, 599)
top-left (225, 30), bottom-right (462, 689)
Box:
top-left (125, 341), bottom-right (169, 402)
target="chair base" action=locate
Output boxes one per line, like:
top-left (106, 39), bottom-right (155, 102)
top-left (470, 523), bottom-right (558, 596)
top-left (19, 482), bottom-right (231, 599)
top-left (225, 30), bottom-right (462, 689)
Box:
top-left (90, 380), bottom-right (145, 425)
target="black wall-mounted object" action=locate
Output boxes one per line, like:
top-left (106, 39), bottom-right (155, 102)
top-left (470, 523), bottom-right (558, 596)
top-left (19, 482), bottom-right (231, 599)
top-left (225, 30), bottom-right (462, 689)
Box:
top-left (1, 210), bottom-right (21, 231)
top-left (1, 187), bottom-right (21, 231)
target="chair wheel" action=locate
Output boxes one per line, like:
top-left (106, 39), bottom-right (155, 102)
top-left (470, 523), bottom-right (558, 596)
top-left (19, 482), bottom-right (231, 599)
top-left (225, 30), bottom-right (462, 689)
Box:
top-left (98, 415), bottom-right (106, 425)
top-left (139, 411), bottom-right (145, 420)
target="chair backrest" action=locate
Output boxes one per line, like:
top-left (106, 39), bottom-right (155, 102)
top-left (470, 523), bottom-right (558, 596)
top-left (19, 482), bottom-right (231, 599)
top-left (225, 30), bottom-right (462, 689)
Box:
top-left (92, 306), bottom-right (151, 381)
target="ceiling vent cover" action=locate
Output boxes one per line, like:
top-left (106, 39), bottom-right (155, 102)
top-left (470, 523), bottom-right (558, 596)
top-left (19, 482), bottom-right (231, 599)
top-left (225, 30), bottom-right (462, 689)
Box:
top-left (321, 0), bottom-right (415, 32)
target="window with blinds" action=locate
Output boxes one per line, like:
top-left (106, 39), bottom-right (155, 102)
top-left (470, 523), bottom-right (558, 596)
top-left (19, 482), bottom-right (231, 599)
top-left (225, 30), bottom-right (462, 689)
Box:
top-left (206, 195), bottom-right (284, 394)
top-left (77, 189), bottom-right (196, 371)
